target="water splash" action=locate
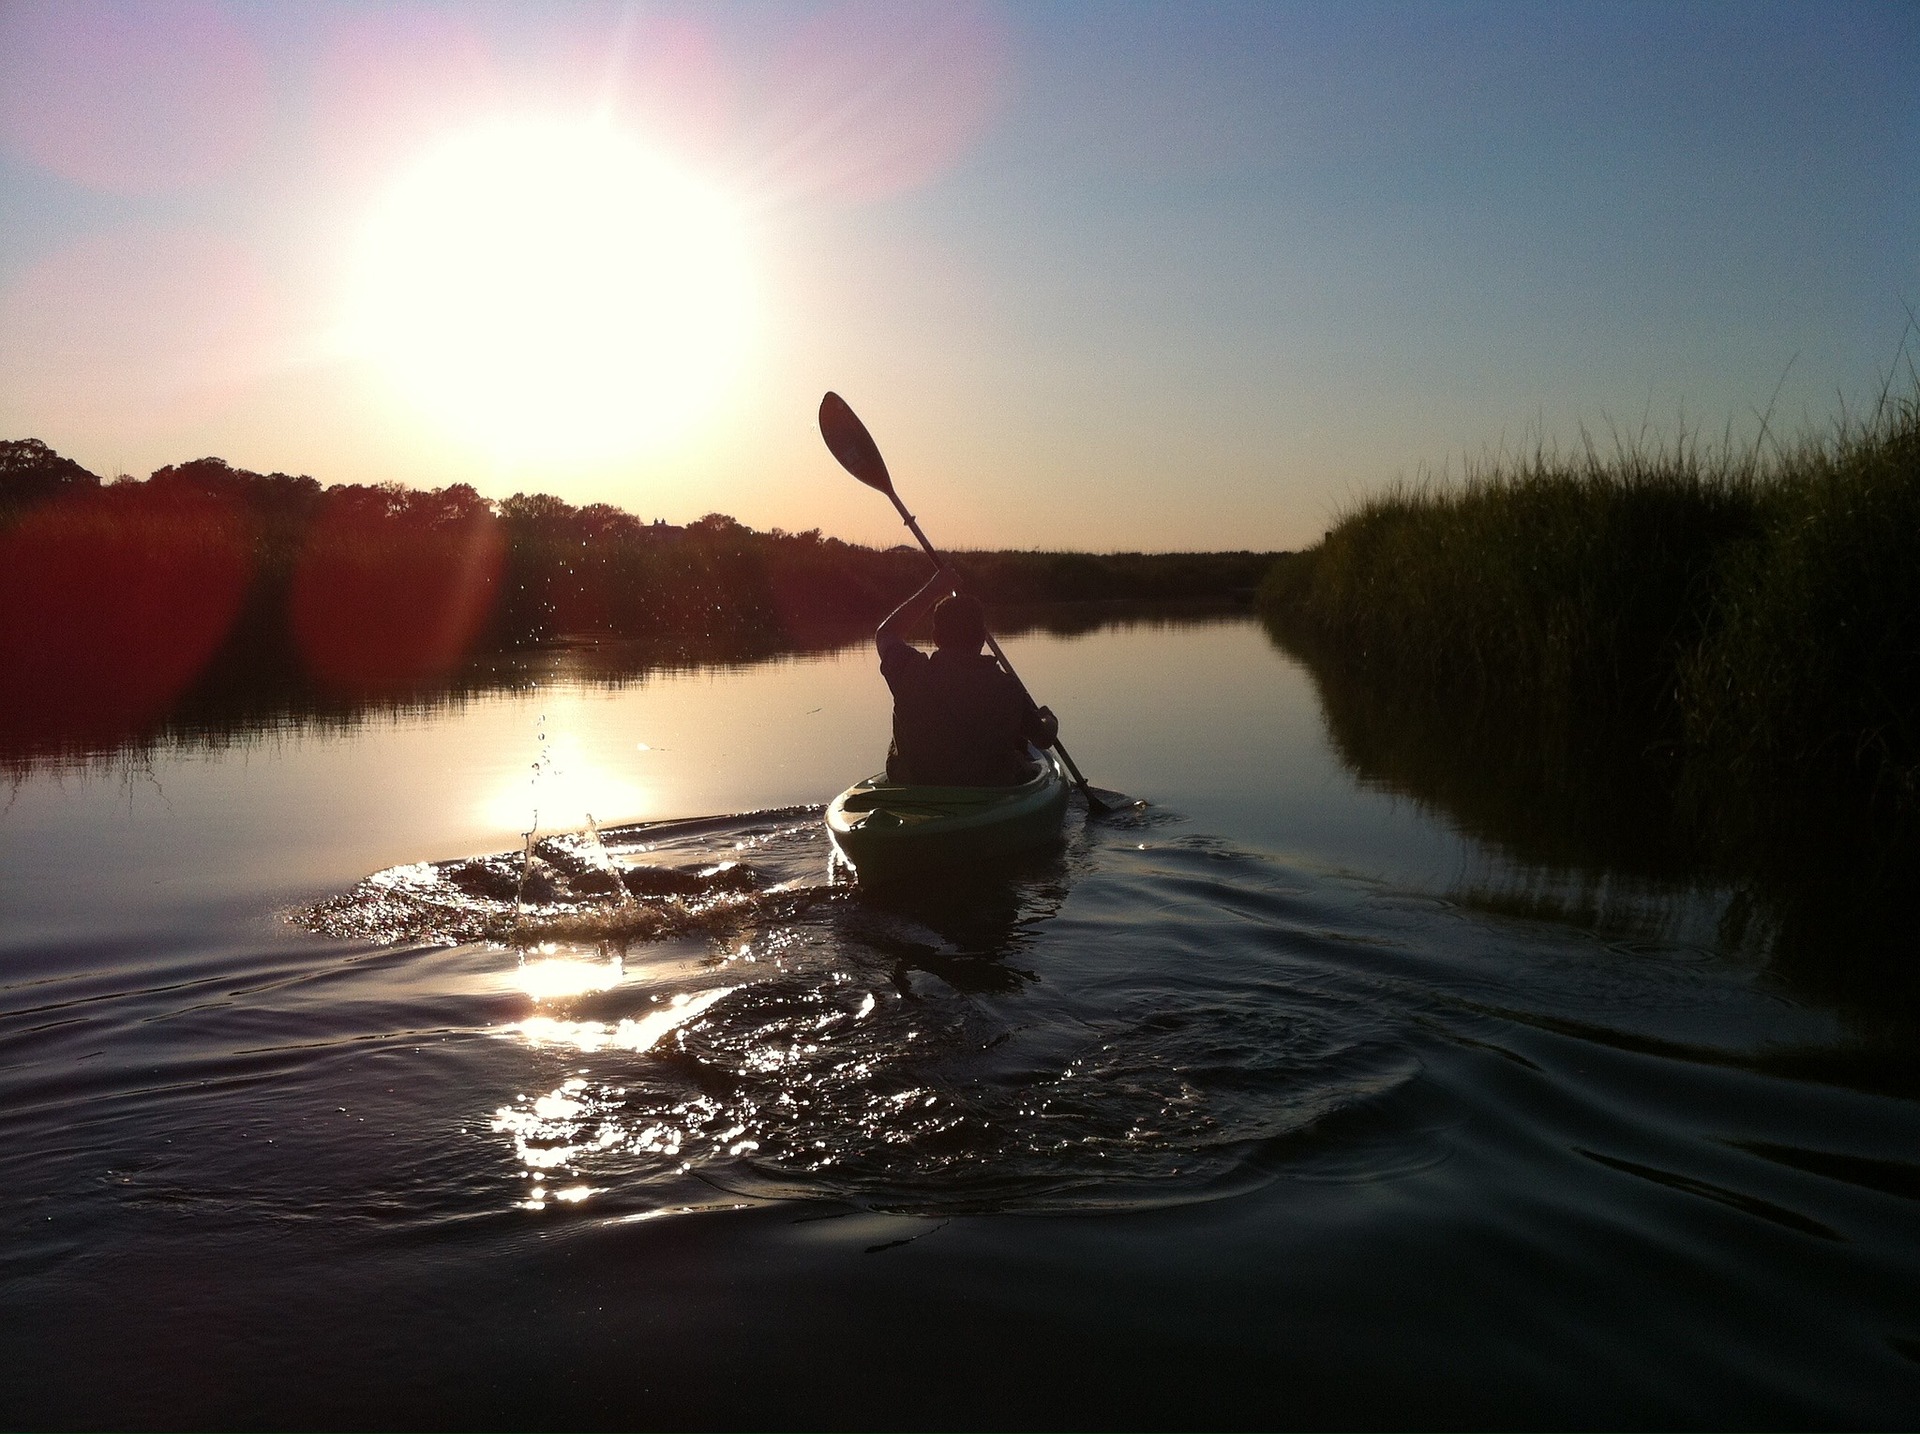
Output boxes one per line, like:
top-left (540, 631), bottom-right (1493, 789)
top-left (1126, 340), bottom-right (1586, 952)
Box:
top-left (297, 810), bottom-right (1442, 1218)
top-left (297, 810), bottom-right (823, 949)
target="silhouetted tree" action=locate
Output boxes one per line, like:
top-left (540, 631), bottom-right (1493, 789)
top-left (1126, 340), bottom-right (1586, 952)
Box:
top-left (0, 438), bottom-right (102, 516)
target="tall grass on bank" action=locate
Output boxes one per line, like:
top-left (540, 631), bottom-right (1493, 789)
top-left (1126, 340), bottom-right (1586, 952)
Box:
top-left (1261, 383), bottom-right (1920, 888)
top-left (1683, 393), bottom-right (1920, 831)
top-left (1260, 432), bottom-right (1762, 732)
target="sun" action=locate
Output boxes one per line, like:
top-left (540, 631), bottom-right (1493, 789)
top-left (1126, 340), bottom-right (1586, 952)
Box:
top-left (347, 118), bottom-right (755, 464)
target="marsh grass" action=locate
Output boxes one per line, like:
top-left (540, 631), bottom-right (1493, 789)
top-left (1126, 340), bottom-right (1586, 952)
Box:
top-left (1266, 380), bottom-right (1919, 804)
top-left (1262, 376), bottom-right (1920, 993)
top-left (1682, 391), bottom-right (1920, 833)
top-left (1265, 429), bottom-right (1764, 730)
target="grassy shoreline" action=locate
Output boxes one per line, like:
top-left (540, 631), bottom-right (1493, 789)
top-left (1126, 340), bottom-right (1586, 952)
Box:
top-left (1260, 383), bottom-right (1920, 987)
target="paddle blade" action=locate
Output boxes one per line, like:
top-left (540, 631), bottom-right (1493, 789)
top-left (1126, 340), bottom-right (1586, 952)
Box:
top-left (818, 392), bottom-right (894, 494)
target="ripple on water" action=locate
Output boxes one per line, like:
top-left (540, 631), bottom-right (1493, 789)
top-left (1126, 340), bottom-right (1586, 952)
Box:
top-left (291, 809), bottom-right (1445, 1217)
top-left (277, 797), bottom-right (1872, 1261)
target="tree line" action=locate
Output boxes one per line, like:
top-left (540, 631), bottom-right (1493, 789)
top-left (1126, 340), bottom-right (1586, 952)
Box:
top-left (0, 439), bottom-right (1276, 755)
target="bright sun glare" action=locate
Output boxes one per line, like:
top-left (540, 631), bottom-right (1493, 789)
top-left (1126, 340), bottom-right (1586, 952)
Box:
top-left (348, 118), bottom-right (754, 463)
top-left (483, 727), bottom-right (648, 834)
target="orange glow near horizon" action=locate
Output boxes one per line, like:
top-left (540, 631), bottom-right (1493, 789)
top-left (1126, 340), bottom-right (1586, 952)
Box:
top-left (344, 117), bottom-right (756, 466)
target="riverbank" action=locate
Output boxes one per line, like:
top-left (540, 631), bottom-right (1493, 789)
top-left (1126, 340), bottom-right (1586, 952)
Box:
top-left (1260, 384), bottom-right (1920, 994)
top-left (0, 440), bottom-right (1272, 762)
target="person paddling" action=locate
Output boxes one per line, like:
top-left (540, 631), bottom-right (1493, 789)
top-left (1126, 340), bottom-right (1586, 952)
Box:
top-left (876, 570), bottom-right (1059, 786)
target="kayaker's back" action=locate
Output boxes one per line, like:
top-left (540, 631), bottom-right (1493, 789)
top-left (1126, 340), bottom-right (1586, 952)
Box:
top-left (881, 642), bottom-right (1035, 786)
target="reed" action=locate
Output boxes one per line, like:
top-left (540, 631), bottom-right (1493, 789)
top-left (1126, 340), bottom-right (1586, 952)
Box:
top-left (1261, 378), bottom-right (1920, 947)
top-left (1262, 431), bottom-right (1763, 732)
top-left (1681, 388), bottom-right (1920, 832)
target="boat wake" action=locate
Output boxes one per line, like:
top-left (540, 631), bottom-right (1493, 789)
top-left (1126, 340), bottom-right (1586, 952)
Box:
top-left (291, 805), bottom-right (1425, 1218)
top-left (296, 807), bottom-right (830, 948)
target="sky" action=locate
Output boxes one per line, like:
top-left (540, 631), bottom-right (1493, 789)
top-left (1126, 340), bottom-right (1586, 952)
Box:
top-left (1, 1), bottom-right (1914, 552)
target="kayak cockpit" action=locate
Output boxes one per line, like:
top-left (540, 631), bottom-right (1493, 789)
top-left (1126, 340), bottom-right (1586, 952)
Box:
top-left (826, 747), bottom-right (1070, 881)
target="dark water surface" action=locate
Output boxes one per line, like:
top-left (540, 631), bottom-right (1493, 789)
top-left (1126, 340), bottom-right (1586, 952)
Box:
top-left (4, 618), bottom-right (1917, 1429)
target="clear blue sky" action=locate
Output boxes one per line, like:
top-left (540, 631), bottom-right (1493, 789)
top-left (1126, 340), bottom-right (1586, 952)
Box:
top-left (2, 1), bottom-right (1914, 550)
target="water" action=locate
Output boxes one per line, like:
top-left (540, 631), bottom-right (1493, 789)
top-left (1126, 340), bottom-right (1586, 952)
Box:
top-left (4, 617), bottom-right (1917, 1428)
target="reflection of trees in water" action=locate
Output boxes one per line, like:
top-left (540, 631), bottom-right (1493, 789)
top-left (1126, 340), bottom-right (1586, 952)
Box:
top-left (2, 602), bottom-right (1242, 779)
top-left (1, 437), bottom-right (1267, 770)
top-left (988, 597), bottom-right (1247, 640)
top-left (1264, 617), bottom-right (1919, 1017)
top-left (0, 627), bottom-right (841, 780)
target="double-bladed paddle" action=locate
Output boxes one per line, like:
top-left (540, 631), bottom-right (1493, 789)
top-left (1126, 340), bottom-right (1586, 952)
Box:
top-left (818, 390), bottom-right (1113, 815)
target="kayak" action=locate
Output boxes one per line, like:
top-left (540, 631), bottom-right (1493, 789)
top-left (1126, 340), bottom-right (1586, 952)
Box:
top-left (826, 747), bottom-right (1071, 882)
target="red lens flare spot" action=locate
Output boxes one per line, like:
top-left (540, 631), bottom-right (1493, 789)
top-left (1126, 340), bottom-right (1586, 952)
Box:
top-left (0, 486), bottom-right (254, 753)
top-left (290, 488), bottom-right (504, 696)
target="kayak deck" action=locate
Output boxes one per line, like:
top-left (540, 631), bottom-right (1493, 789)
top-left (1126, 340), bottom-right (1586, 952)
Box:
top-left (826, 748), bottom-right (1071, 881)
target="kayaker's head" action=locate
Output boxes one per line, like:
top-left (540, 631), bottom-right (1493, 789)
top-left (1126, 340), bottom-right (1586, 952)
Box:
top-left (932, 593), bottom-right (987, 654)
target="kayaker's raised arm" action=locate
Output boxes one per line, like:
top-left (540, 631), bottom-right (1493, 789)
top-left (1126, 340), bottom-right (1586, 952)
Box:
top-left (875, 568), bottom-right (956, 655)
top-left (1024, 703), bottom-right (1060, 750)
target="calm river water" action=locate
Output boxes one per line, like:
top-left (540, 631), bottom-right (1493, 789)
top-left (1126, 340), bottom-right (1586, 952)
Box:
top-left (3, 615), bottom-right (1916, 1428)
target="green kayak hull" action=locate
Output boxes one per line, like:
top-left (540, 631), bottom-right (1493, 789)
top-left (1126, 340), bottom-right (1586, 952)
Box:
top-left (826, 749), bottom-right (1071, 882)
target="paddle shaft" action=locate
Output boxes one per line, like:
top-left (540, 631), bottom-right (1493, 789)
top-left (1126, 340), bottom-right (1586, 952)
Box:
top-left (882, 491), bottom-right (1102, 801)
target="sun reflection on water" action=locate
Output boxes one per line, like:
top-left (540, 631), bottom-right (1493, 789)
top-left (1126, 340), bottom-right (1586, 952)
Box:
top-left (512, 987), bottom-right (735, 1055)
top-left (492, 986), bottom-right (739, 1206)
top-left (483, 726), bottom-right (649, 834)
top-left (512, 946), bottom-right (625, 1001)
